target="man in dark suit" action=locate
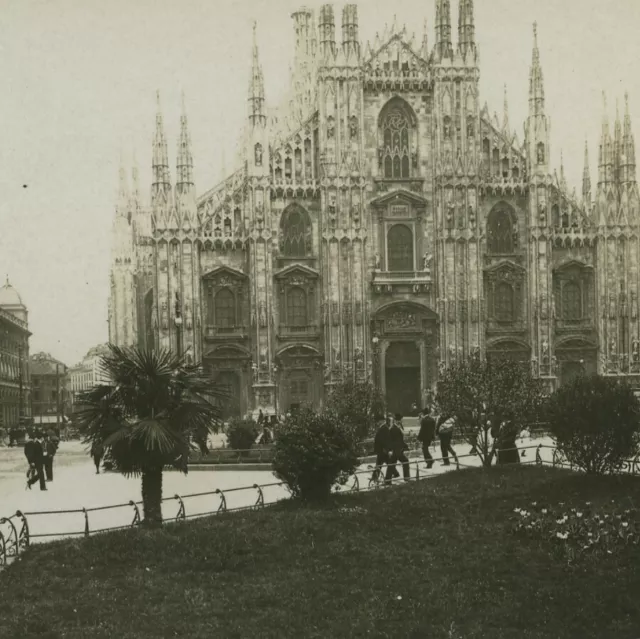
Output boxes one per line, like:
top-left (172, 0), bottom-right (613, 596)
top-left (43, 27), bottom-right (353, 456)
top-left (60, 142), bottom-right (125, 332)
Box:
top-left (371, 415), bottom-right (391, 483)
top-left (43, 433), bottom-right (58, 482)
top-left (386, 414), bottom-right (411, 483)
top-left (417, 407), bottom-right (436, 469)
top-left (24, 433), bottom-right (46, 491)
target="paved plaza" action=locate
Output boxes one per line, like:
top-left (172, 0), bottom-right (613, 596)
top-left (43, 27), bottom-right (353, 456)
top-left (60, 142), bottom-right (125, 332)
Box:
top-left (0, 434), bottom-right (557, 546)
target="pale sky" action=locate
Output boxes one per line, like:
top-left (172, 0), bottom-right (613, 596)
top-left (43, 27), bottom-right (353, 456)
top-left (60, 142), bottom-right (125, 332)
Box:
top-left (1, 0), bottom-right (638, 366)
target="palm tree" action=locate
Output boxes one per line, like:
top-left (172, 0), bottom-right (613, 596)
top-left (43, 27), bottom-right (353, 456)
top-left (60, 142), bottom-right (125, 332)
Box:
top-left (77, 345), bottom-right (228, 526)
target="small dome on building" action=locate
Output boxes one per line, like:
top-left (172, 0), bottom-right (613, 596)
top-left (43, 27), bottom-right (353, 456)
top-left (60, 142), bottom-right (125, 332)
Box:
top-left (0, 277), bottom-right (23, 307)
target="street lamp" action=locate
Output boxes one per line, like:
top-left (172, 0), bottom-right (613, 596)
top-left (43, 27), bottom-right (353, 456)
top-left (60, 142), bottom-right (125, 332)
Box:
top-left (371, 335), bottom-right (380, 389)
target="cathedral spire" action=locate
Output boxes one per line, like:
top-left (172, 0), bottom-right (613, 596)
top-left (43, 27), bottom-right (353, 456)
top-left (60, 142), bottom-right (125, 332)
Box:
top-left (599, 92), bottom-right (612, 186)
top-left (583, 140), bottom-right (592, 204)
top-left (560, 150), bottom-right (567, 190)
top-left (457, 0), bottom-right (475, 58)
top-left (248, 22), bottom-right (266, 127)
top-left (421, 18), bottom-right (429, 58)
top-left (621, 93), bottom-right (637, 184)
top-left (152, 91), bottom-right (171, 194)
top-left (435, 0), bottom-right (452, 61)
top-left (319, 4), bottom-right (336, 59)
top-left (341, 4), bottom-right (359, 58)
top-left (176, 92), bottom-right (194, 193)
top-left (503, 84), bottom-right (509, 133)
top-left (529, 22), bottom-right (545, 116)
top-left (118, 149), bottom-right (129, 206)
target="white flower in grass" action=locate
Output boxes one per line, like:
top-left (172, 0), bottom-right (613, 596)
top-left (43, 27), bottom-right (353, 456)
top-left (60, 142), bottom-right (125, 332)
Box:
top-left (513, 508), bottom-right (521, 514)
top-left (588, 533), bottom-right (593, 537)
top-left (531, 502), bottom-right (537, 507)
top-left (576, 512), bottom-right (583, 518)
top-left (556, 531), bottom-right (569, 540)
top-left (585, 501), bottom-right (591, 506)
top-left (541, 508), bottom-right (548, 514)
top-left (607, 550), bottom-right (613, 555)
top-left (622, 522), bottom-right (629, 528)
top-left (396, 595), bottom-right (402, 601)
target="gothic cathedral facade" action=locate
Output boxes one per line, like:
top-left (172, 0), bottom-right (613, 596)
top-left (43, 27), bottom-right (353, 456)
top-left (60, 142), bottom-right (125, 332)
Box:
top-left (109, 2), bottom-right (640, 418)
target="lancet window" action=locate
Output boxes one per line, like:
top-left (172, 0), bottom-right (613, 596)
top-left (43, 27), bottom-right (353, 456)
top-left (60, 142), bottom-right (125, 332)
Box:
top-left (280, 205), bottom-right (312, 257)
top-left (379, 101), bottom-right (415, 179)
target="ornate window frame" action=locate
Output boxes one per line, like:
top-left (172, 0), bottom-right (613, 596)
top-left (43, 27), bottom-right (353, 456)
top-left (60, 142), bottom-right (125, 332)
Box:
top-left (487, 203), bottom-right (518, 256)
top-left (553, 260), bottom-right (594, 331)
top-left (279, 203), bottom-right (313, 258)
top-left (202, 267), bottom-right (248, 339)
top-left (378, 98), bottom-right (418, 180)
top-left (275, 265), bottom-right (319, 339)
top-left (484, 260), bottom-right (526, 332)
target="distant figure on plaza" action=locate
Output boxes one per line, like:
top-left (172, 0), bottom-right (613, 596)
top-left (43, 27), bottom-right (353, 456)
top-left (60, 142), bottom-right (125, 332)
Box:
top-left (257, 409), bottom-right (265, 426)
top-left (437, 414), bottom-right (458, 467)
top-left (91, 442), bottom-right (104, 474)
top-left (260, 425), bottom-right (272, 445)
top-left (24, 432), bottom-right (46, 491)
top-left (43, 433), bottom-right (58, 482)
top-left (417, 407), bottom-right (436, 469)
top-left (386, 414), bottom-right (411, 483)
top-left (492, 418), bottom-right (520, 465)
top-left (194, 425), bottom-right (209, 456)
top-left (371, 414), bottom-right (391, 483)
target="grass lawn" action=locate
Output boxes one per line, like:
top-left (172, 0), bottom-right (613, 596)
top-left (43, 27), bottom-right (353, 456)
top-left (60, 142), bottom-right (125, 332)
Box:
top-left (1, 466), bottom-right (639, 639)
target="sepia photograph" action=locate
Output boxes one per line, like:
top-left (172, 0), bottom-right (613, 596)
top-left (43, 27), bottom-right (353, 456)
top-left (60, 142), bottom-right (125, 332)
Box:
top-left (1, 0), bottom-right (640, 636)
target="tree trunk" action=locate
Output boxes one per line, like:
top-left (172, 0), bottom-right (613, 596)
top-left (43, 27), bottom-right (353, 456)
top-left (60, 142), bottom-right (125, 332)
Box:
top-left (141, 467), bottom-right (163, 526)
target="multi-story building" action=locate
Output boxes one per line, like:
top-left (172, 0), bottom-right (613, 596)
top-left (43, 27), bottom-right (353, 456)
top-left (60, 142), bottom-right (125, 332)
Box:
top-left (109, 3), bottom-right (640, 417)
top-left (30, 352), bottom-right (70, 428)
top-left (69, 343), bottom-right (110, 413)
top-left (0, 278), bottom-right (31, 429)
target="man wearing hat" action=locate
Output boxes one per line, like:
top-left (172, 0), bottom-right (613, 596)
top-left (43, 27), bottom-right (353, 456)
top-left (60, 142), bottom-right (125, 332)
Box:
top-left (386, 414), bottom-right (411, 483)
top-left (371, 414), bottom-right (391, 483)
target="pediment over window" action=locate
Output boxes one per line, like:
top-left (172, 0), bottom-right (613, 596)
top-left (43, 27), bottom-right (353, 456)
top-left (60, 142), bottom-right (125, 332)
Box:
top-left (274, 264), bottom-right (319, 282)
top-left (365, 36), bottom-right (430, 72)
top-left (484, 259), bottom-right (526, 280)
top-left (370, 188), bottom-right (427, 211)
top-left (202, 266), bottom-right (247, 286)
top-left (203, 344), bottom-right (251, 359)
top-left (553, 259), bottom-right (593, 274)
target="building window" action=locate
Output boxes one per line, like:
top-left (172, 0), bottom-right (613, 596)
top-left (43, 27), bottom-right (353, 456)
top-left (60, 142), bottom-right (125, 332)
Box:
top-left (280, 205), bottom-right (312, 257)
top-left (487, 207), bottom-right (515, 254)
top-left (214, 288), bottom-right (235, 327)
top-left (286, 287), bottom-right (307, 327)
top-left (387, 224), bottom-right (414, 271)
top-left (380, 102), bottom-right (413, 179)
top-left (562, 282), bottom-right (581, 321)
top-left (495, 283), bottom-right (515, 322)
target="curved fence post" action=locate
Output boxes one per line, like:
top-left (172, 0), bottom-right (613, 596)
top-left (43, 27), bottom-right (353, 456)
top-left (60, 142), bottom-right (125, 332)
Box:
top-left (415, 461), bottom-right (420, 481)
top-left (82, 508), bottom-right (90, 537)
top-left (174, 495), bottom-right (186, 522)
top-left (215, 488), bottom-right (227, 513)
top-left (14, 511), bottom-right (30, 551)
top-left (253, 484), bottom-right (264, 508)
top-left (0, 530), bottom-right (6, 567)
top-left (535, 445), bottom-right (542, 466)
top-left (1, 517), bottom-right (19, 557)
top-left (352, 473), bottom-right (360, 492)
top-left (129, 501), bottom-right (141, 527)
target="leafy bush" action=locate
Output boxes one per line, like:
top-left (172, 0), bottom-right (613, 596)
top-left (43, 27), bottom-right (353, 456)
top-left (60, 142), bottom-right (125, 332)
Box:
top-left (324, 380), bottom-right (386, 441)
top-left (226, 418), bottom-right (259, 453)
top-left (547, 375), bottom-right (640, 474)
top-left (272, 407), bottom-right (361, 502)
top-left (437, 354), bottom-right (545, 467)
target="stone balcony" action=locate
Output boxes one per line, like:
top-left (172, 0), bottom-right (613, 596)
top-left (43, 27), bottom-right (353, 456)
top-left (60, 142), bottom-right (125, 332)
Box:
top-left (371, 269), bottom-right (433, 295)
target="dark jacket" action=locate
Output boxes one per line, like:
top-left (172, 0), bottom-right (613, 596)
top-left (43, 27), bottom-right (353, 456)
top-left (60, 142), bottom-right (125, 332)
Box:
top-left (418, 415), bottom-right (436, 443)
top-left (388, 423), bottom-right (406, 456)
top-left (24, 440), bottom-right (43, 465)
top-left (373, 424), bottom-right (391, 456)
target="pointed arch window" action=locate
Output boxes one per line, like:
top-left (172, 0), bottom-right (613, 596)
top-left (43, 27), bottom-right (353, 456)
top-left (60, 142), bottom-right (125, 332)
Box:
top-left (562, 282), bottom-right (581, 321)
top-left (280, 205), bottom-right (312, 257)
top-left (214, 288), bottom-right (235, 328)
top-left (495, 283), bottom-right (515, 322)
top-left (286, 287), bottom-right (307, 327)
top-left (380, 104), bottom-right (413, 179)
top-left (487, 207), bottom-right (515, 254)
top-left (387, 224), bottom-right (414, 271)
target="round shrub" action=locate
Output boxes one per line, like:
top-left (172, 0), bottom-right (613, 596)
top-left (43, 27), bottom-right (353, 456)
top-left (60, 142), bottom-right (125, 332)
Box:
top-left (272, 407), bottom-right (361, 502)
top-left (547, 374), bottom-right (640, 474)
top-left (226, 418), bottom-right (259, 453)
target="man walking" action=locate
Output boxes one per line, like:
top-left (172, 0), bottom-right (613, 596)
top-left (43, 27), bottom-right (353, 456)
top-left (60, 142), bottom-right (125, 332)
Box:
top-left (386, 414), bottom-right (411, 483)
top-left (91, 442), bottom-right (104, 474)
top-left (43, 433), bottom-right (58, 482)
top-left (24, 432), bottom-right (47, 491)
top-left (437, 414), bottom-right (458, 467)
top-left (417, 407), bottom-right (436, 469)
top-left (371, 415), bottom-right (390, 483)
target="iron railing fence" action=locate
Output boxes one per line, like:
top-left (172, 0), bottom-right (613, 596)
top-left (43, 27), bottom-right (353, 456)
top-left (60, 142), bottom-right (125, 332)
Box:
top-left (3, 438), bottom-right (637, 569)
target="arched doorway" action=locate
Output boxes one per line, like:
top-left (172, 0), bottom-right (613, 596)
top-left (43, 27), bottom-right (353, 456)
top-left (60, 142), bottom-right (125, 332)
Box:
top-left (561, 361), bottom-right (585, 386)
top-left (384, 341), bottom-right (421, 416)
top-left (214, 371), bottom-right (241, 419)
